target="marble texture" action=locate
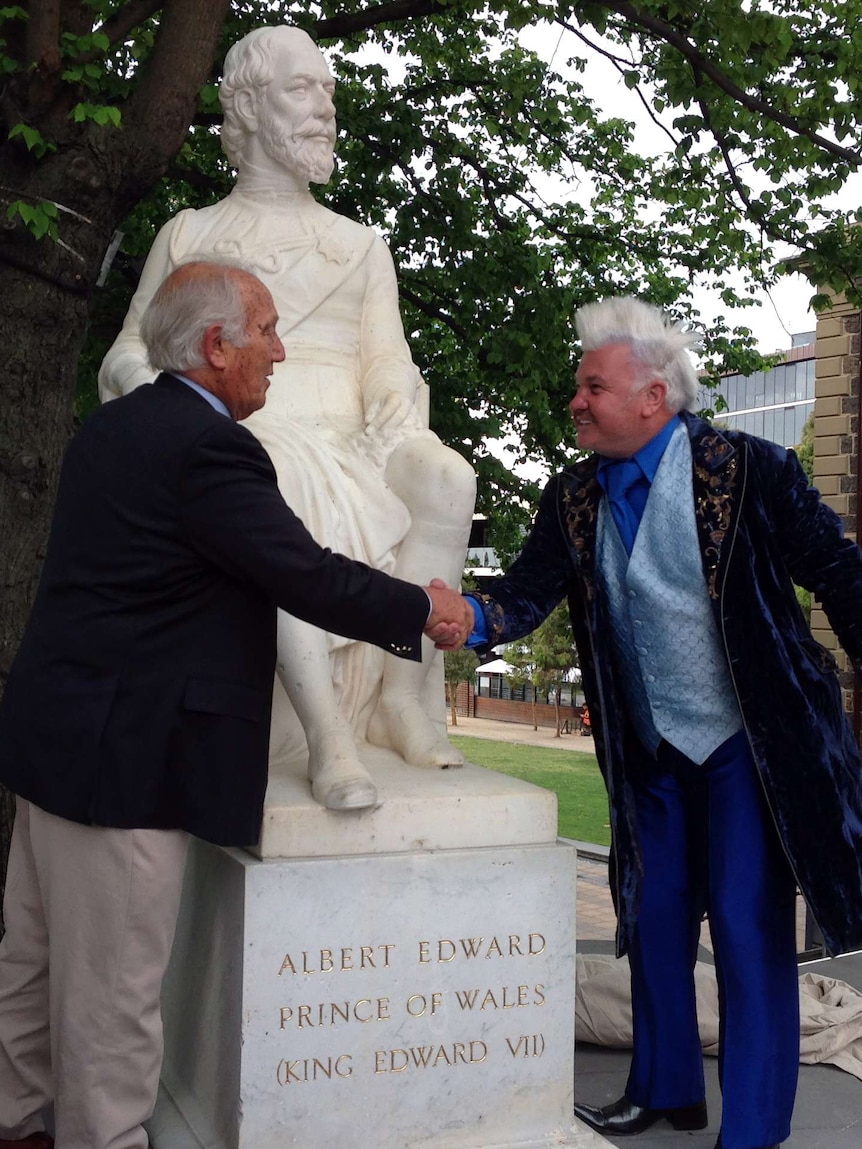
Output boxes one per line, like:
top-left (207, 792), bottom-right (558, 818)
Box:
top-left (98, 25), bottom-right (477, 813)
top-left (149, 832), bottom-right (601, 1149)
top-left (255, 750), bottom-right (558, 858)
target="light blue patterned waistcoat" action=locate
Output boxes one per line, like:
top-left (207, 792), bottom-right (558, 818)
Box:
top-left (596, 423), bottom-right (742, 764)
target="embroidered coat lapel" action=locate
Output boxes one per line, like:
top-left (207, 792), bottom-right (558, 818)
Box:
top-left (683, 412), bottom-right (743, 602)
top-left (559, 412), bottom-right (743, 607)
top-left (559, 460), bottom-right (602, 606)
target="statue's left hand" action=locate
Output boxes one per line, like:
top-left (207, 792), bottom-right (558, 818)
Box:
top-left (366, 390), bottom-right (414, 431)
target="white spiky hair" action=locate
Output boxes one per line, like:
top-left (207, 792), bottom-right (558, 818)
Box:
top-left (575, 296), bottom-right (701, 412)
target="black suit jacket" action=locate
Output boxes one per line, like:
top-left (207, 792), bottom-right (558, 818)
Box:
top-left (0, 375), bottom-right (429, 845)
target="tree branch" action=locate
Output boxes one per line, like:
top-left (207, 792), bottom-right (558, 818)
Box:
top-left (557, 18), bottom-right (679, 149)
top-left (597, 0), bottom-right (862, 166)
top-left (313, 0), bottom-right (450, 40)
top-left (88, 0), bottom-right (165, 58)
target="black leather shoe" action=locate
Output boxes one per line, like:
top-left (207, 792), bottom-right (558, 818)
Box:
top-left (574, 1094), bottom-right (708, 1135)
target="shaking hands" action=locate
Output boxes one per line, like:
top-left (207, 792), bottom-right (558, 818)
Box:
top-left (422, 578), bottom-right (474, 651)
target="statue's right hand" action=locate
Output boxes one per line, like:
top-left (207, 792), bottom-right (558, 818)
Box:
top-left (366, 390), bottom-right (413, 431)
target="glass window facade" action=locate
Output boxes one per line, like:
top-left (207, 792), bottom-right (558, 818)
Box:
top-left (701, 352), bottom-right (814, 448)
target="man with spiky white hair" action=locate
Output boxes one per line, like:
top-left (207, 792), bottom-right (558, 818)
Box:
top-left (464, 296), bottom-right (862, 1149)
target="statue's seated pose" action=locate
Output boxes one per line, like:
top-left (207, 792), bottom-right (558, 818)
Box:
top-left (99, 25), bottom-right (476, 812)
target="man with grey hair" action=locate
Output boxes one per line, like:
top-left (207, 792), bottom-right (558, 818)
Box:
top-left (99, 24), bottom-right (476, 814)
top-left (463, 296), bottom-right (862, 1149)
top-left (0, 261), bottom-right (471, 1149)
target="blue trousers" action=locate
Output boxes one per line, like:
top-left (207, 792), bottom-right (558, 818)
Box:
top-left (626, 730), bottom-right (800, 1149)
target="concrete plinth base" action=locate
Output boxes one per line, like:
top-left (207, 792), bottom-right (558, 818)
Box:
top-left (148, 839), bottom-right (606, 1147)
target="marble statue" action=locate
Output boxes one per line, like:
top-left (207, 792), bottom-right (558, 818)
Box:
top-left (99, 25), bottom-right (476, 814)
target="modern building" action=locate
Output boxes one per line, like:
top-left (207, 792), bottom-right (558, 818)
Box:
top-left (700, 331), bottom-right (815, 448)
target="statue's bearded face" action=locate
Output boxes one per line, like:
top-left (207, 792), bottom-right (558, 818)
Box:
top-left (257, 102), bottom-right (336, 185)
top-left (255, 39), bottom-right (337, 185)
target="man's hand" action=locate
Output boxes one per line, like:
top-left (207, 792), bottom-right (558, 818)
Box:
top-left (423, 577), bottom-right (474, 651)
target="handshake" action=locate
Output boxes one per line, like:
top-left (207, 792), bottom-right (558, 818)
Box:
top-left (421, 578), bottom-right (475, 651)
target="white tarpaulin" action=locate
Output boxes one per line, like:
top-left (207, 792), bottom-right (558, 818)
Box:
top-left (576, 953), bottom-right (862, 1081)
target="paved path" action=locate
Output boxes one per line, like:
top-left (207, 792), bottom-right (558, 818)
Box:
top-left (447, 713), bottom-right (598, 756)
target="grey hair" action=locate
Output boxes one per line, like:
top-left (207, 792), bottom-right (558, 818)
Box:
top-left (575, 296), bottom-right (701, 413)
top-left (140, 262), bottom-right (250, 373)
top-left (220, 26), bottom-right (309, 167)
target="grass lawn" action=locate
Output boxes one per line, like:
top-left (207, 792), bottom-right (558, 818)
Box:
top-left (447, 734), bottom-right (611, 846)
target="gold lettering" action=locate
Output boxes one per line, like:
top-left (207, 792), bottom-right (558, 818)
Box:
top-left (418, 940), bottom-right (430, 964)
top-left (459, 937), bottom-right (484, 957)
top-left (279, 944), bottom-right (396, 975)
top-left (353, 998), bottom-right (372, 1022)
top-left (534, 983), bottom-right (545, 1005)
top-left (437, 939), bottom-right (456, 962)
top-left (509, 934), bottom-right (524, 956)
top-left (481, 989), bottom-right (498, 1010)
top-left (276, 1055), bottom-right (355, 1084)
top-left (485, 937), bottom-right (503, 958)
top-left (504, 1033), bottom-right (545, 1058)
top-left (278, 998), bottom-right (393, 1028)
top-left (529, 932), bottom-right (546, 955)
top-left (455, 988), bottom-right (479, 1010)
top-left (373, 1041), bottom-right (488, 1073)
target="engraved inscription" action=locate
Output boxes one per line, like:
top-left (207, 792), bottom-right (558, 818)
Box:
top-left (374, 1040), bottom-right (488, 1073)
top-left (279, 998), bottom-right (391, 1028)
top-left (276, 1055), bottom-right (354, 1084)
top-left (278, 944), bottom-right (395, 975)
top-left (418, 933), bottom-right (546, 963)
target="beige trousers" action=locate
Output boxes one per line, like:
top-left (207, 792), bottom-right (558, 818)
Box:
top-left (0, 800), bottom-right (189, 1149)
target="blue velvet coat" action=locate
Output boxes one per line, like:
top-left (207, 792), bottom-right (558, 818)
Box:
top-left (476, 412), bottom-right (862, 957)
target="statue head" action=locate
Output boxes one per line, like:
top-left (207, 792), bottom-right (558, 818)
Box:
top-left (220, 26), bottom-right (336, 187)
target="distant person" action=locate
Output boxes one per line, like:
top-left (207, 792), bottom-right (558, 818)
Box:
top-left (463, 296), bottom-right (862, 1149)
top-left (0, 262), bottom-right (471, 1149)
top-left (580, 705), bottom-right (592, 736)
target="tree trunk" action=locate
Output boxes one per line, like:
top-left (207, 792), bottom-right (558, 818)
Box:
top-left (448, 682), bottom-right (458, 726)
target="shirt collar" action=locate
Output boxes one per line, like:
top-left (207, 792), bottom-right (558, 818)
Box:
top-left (174, 374), bottom-right (232, 419)
top-left (596, 414), bottom-right (680, 490)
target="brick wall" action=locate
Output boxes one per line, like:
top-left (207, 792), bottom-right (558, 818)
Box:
top-left (811, 295), bottom-right (860, 718)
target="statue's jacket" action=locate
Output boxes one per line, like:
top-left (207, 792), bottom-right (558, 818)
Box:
top-left (476, 411), bottom-right (862, 957)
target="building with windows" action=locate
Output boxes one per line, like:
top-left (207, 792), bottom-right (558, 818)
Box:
top-left (700, 332), bottom-right (815, 448)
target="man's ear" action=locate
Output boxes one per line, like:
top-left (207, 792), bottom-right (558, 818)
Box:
top-left (642, 379), bottom-right (668, 415)
top-left (202, 324), bottom-right (227, 369)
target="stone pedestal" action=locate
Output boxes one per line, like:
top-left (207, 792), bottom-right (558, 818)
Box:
top-left (147, 750), bottom-right (608, 1148)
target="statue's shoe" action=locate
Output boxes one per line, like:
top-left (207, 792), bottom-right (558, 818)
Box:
top-left (309, 756), bottom-right (378, 811)
top-left (367, 698), bottom-right (465, 769)
top-left (574, 1095), bottom-right (708, 1135)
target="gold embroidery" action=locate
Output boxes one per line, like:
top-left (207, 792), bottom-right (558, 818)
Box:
top-left (693, 433), bottom-right (738, 600)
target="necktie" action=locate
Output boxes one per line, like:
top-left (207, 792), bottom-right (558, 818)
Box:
top-left (605, 460), bottom-right (647, 556)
